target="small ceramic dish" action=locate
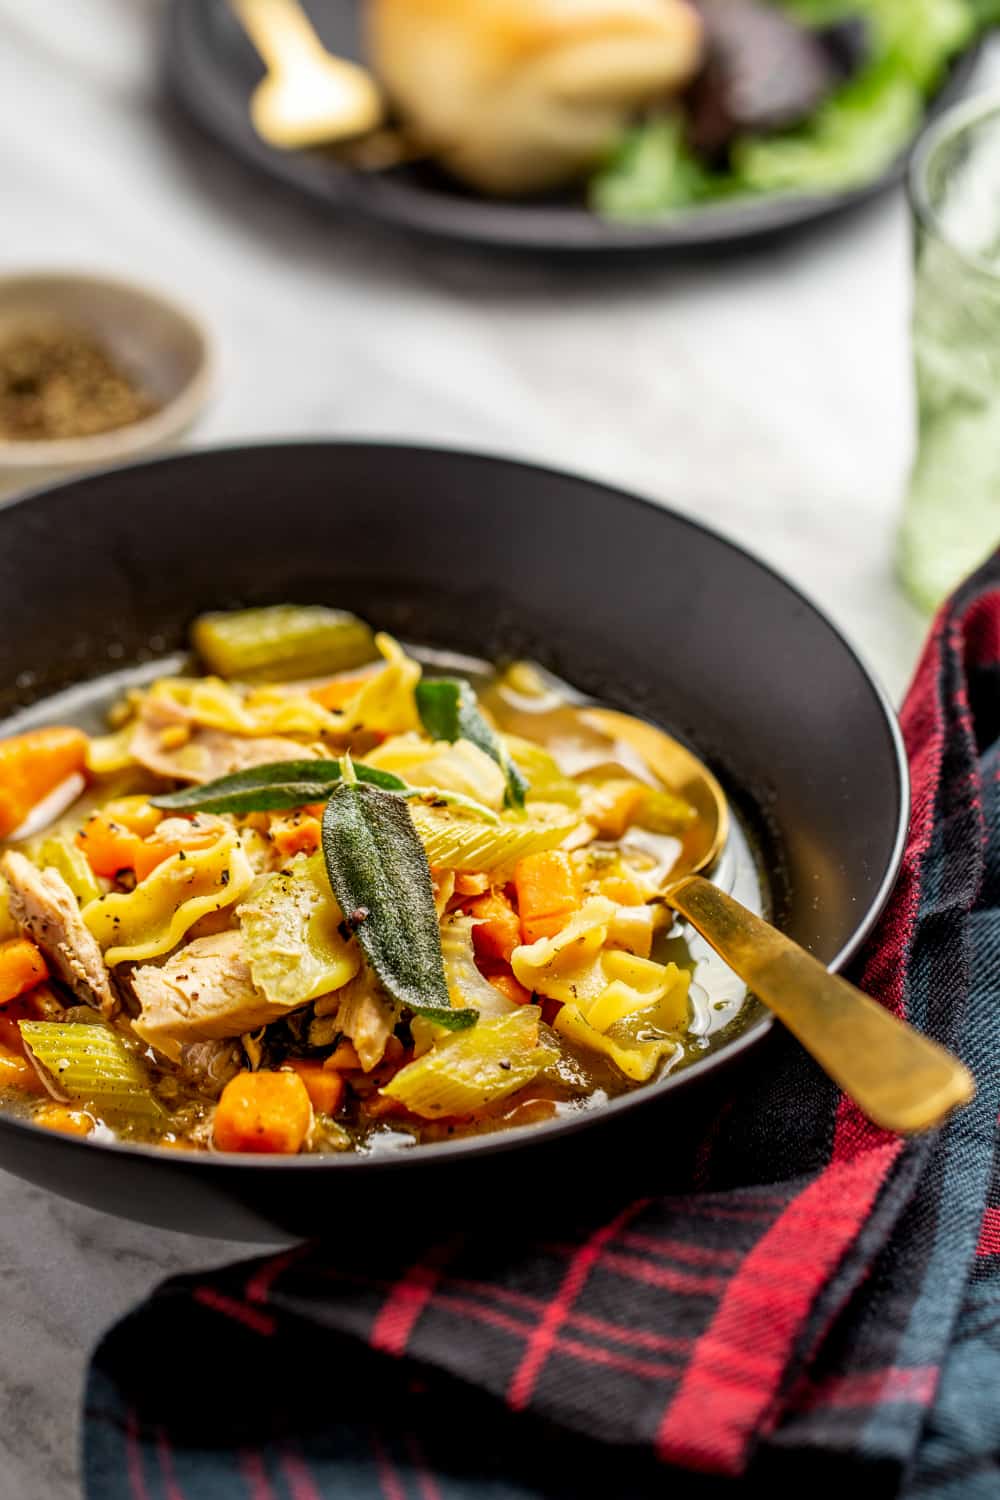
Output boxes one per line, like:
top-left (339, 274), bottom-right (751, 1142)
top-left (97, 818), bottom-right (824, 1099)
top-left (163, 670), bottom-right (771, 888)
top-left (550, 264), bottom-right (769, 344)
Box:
top-left (0, 271), bottom-right (215, 480)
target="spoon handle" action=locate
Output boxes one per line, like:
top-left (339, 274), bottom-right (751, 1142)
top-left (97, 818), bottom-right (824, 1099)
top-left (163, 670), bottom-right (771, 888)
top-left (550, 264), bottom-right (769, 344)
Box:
top-left (229, 0), bottom-right (325, 69)
top-left (665, 874), bottom-right (974, 1134)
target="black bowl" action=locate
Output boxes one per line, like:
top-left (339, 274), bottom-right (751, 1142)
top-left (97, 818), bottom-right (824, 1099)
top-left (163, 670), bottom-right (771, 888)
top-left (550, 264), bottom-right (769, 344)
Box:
top-left (0, 443), bottom-right (907, 1239)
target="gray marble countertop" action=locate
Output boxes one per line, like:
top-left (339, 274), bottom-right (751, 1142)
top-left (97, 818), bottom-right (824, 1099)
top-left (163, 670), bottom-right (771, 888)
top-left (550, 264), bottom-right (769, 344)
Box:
top-left (0, 6), bottom-right (995, 1497)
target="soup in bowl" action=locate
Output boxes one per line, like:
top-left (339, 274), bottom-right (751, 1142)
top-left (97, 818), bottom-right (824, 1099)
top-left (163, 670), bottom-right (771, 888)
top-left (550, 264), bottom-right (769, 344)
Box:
top-left (0, 605), bottom-right (760, 1158)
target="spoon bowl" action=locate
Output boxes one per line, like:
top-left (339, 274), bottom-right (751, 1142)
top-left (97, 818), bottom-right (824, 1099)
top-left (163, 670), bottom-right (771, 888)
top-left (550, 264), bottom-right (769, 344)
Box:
top-left (561, 705), bottom-right (975, 1136)
top-left (580, 706), bottom-right (728, 879)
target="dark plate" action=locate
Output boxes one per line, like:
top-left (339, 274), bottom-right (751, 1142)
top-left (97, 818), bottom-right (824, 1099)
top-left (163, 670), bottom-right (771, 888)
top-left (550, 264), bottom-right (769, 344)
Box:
top-left (163, 0), bottom-right (982, 255)
top-left (0, 443), bottom-right (907, 1239)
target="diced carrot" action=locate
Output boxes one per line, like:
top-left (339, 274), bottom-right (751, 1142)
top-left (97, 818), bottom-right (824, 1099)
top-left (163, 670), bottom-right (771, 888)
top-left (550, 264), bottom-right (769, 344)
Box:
top-left (323, 1040), bottom-right (362, 1072)
top-left (488, 971), bottom-right (534, 1007)
top-left (0, 727), bottom-right (89, 839)
top-left (33, 1103), bottom-right (93, 1137)
top-left (132, 815), bottom-right (224, 881)
top-left (0, 1046), bottom-right (46, 1095)
top-left (0, 1002), bottom-right (28, 1054)
top-left (465, 891), bottom-right (521, 964)
top-left (584, 779), bottom-right (645, 840)
top-left (0, 939), bottom-right (48, 1006)
top-left (76, 813), bottom-right (145, 879)
top-left (213, 1070), bottom-right (313, 1155)
top-left (454, 872), bottom-right (490, 897)
top-left (131, 842), bottom-right (180, 882)
top-left (308, 668), bottom-right (381, 711)
top-left (78, 810), bottom-right (220, 883)
top-left (103, 796), bottom-right (163, 838)
top-left (270, 814), bottom-right (322, 860)
top-left (514, 850), bottom-right (581, 945)
top-left (283, 1059), bottom-right (345, 1116)
top-left (0, 994), bottom-right (45, 1053)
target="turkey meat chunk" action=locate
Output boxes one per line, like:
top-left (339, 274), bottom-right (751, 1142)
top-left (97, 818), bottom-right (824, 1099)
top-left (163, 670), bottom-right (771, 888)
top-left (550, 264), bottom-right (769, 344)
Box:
top-left (1, 850), bottom-right (116, 1017)
top-left (129, 694), bottom-right (316, 785)
top-left (130, 930), bottom-right (292, 1062)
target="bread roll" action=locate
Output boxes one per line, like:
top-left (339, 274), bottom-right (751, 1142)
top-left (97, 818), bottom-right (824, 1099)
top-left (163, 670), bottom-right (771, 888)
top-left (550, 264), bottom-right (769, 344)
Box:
top-left (367, 0), bottom-right (704, 195)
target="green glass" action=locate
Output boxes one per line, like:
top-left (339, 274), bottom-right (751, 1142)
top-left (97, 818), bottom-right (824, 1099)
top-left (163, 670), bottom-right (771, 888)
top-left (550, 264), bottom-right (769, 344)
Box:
top-left (899, 95), bottom-right (1000, 612)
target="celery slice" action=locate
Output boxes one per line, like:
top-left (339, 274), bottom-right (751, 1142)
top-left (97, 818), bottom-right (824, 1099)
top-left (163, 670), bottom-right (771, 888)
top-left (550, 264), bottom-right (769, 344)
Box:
top-left (410, 804), bottom-right (578, 873)
top-left (505, 737), bottom-right (582, 809)
top-left (31, 834), bottom-right (102, 906)
top-left (383, 1008), bottom-right (556, 1118)
top-left (192, 605), bottom-right (376, 683)
top-left (633, 785), bottom-right (697, 835)
top-left (19, 1021), bottom-right (166, 1121)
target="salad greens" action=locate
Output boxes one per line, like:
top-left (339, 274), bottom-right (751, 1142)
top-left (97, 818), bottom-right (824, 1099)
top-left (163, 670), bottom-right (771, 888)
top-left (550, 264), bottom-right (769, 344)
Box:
top-left (590, 0), bottom-right (994, 220)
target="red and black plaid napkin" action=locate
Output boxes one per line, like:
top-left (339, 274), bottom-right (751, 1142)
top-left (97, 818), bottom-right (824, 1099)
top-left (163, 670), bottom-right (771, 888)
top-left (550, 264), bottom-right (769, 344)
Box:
top-left (85, 556), bottom-right (1000, 1500)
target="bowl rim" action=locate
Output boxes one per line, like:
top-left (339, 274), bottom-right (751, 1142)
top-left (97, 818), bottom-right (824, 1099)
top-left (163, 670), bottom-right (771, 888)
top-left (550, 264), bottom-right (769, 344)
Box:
top-left (0, 438), bottom-right (911, 1172)
top-left (0, 268), bottom-right (216, 469)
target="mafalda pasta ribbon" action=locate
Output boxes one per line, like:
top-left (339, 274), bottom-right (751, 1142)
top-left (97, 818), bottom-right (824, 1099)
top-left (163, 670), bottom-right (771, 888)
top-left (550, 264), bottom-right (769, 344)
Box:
top-left (82, 825), bottom-right (253, 966)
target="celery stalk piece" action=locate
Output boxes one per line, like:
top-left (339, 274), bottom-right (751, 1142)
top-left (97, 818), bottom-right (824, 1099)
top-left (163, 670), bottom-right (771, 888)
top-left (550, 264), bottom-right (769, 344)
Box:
top-left (505, 737), bottom-right (581, 808)
top-left (31, 834), bottom-right (102, 906)
top-left (410, 804), bottom-right (578, 873)
top-left (19, 1020), bottom-right (166, 1121)
top-left (633, 786), bottom-right (697, 835)
top-left (192, 605), bottom-right (377, 683)
top-left (383, 1008), bottom-right (556, 1118)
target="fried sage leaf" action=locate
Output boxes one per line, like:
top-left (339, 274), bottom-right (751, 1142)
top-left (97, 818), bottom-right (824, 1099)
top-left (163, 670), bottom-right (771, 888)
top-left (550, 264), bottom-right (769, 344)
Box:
top-left (415, 677), bottom-right (528, 810)
top-left (321, 780), bottom-right (475, 1031)
top-left (151, 760), bottom-right (406, 816)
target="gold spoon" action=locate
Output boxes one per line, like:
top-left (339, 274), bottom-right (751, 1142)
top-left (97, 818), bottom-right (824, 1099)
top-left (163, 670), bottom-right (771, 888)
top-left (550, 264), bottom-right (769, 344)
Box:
top-left (582, 708), bottom-right (974, 1134)
top-left (229, 0), bottom-right (384, 150)
top-left (492, 691), bottom-right (973, 1135)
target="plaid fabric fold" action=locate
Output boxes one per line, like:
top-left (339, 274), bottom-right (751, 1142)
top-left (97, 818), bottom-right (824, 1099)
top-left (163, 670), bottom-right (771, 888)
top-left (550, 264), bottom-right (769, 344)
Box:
top-left (84, 556), bottom-right (1000, 1500)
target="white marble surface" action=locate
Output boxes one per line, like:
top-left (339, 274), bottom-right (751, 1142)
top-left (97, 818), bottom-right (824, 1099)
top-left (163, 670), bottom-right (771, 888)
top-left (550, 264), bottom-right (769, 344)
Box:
top-left (0, 6), bottom-right (996, 1497)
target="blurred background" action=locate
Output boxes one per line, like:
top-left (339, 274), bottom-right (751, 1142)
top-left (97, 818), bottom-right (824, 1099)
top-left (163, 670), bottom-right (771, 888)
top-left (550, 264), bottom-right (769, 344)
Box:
top-left (7, 1), bottom-right (999, 706)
